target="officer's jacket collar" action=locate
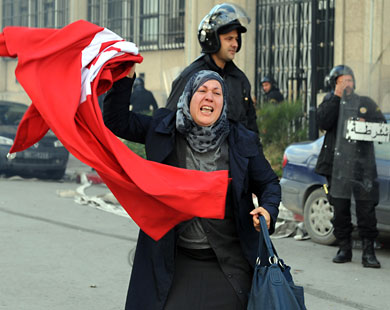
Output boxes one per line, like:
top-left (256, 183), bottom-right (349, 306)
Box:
top-left (202, 53), bottom-right (239, 77)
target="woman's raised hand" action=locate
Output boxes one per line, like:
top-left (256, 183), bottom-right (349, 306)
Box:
top-left (127, 63), bottom-right (136, 78)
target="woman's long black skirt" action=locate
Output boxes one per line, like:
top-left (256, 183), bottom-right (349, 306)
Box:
top-left (164, 247), bottom-right (246, 310)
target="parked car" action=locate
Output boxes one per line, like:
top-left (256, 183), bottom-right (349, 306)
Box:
top-left (0, 101), bottom-right (69, 179)
top-left (280, 114), bottom-right (390, 245)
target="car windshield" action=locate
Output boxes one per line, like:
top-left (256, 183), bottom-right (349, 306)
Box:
top-left (0, 103), bottom-right (27, 126)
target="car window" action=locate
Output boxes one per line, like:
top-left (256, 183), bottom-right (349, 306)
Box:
top-left (375, 142), bottom-right (390, 161)
top-left (0, 103), bottom-right (27, 125)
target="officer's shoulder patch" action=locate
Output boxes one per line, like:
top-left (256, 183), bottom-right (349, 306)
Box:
top-left (359, 107), bottom-right (367, 114)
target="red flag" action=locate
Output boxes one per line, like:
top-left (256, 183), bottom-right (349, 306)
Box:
top-left (0, 20), bottom-right (228, 240)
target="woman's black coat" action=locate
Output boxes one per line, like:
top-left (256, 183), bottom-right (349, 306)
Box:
top-left (103, 77), bottom-right (281, 310)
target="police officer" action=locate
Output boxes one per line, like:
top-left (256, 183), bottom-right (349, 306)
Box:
top-left (315, 65), bottom-right (386, 268)
top-left (260, 76), bottom-right (284, 104)
top-left (130, 77), bottom-right (158, 114)
top-left (165, 3), bottom-right (258, 134)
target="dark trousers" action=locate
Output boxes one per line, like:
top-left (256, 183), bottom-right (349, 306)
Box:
top-left (331, 197), bottom-right (378, 240)
top-left (326, 177), bottom-right (378, 241)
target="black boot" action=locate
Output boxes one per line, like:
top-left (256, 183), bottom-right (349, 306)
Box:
top-left (362, 239), bottom-right (381, 268)
top-left (333, 239), bottom-right (352, 263)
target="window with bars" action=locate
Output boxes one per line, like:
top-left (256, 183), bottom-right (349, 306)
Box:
top-left (2, 0), bottom-right (68, 28)
top-left (255, 0), bottom-right (334, 103)
top-left (17, 1), bottom-right (31, 26)
top-left (139, 0), bottom-right (159, 48)
top-left (88, 0), bottom-right (134, 42)
top-left (164, 0), bottom-right (185, 47)
top-left (87, 0), bottom-right (184, 51)
top-left (106, 0), bottom-right (127, 39)
top-left (87, 0), bottom-right (101, 25)
top-left (42, 0), bottom-right (55, 28)
top-left (2, 0), bottom-right (14, 27)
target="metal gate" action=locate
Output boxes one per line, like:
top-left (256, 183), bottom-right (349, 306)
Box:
top-left (255, 0), bottom-right (335, 138)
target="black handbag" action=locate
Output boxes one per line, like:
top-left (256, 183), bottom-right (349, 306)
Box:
top-left (247, 216), bottom-right (306, 310)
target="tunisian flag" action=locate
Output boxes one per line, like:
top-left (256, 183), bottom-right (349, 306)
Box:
top-left (0, 20), bottom-right (228, 240)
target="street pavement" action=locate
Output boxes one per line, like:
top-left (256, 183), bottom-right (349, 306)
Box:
top-left (1, 154), bottom-right (390, 309)
top-left (272, 236), bottom-right (390, 310)
top-left (1, 155), bottom-right (138, 310)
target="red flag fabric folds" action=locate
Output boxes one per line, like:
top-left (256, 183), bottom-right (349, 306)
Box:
top-left (0, 20), bottom-right (228, 240)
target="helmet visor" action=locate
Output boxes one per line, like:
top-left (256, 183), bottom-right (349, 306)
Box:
top-left (198, 3), bottom-right (250, 32)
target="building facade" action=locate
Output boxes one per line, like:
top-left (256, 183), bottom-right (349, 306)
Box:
top-left (0, 0), bottom-right (256, 107)
top-left (0, 0), bottom-right (389, 116)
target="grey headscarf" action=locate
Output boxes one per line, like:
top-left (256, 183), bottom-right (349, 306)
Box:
top-left (176, 70), bottom-right (230, 153)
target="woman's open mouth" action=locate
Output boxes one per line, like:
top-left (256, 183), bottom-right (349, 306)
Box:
top-left (200, 106), bottom-right (214, 114)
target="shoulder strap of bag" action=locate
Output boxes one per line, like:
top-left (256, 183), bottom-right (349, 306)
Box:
top-left (257, 217), bottom-right (296, 284)
top-left (256, 216), bottom-right (280, 265)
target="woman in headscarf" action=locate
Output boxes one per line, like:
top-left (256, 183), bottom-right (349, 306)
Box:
top-left (103, 66), bottom-right (281, 310)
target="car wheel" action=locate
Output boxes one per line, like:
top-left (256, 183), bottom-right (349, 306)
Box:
top-left (304, 188), bottom-right (336, 245)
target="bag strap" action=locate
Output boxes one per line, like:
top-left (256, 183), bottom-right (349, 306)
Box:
top-left (256, 216), bottom-right (279, 265)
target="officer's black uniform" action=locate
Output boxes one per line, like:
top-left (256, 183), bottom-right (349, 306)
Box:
top-left (260, 76), bottom-right (284, 104)
top-left (130, 78), bottom-right (158, 114)
top-left (263, 87), bottom-right (284, 104)
top-left (165, 4), bottom-right (258, 135)
top-left (315, 91), bottom-right (385, 267)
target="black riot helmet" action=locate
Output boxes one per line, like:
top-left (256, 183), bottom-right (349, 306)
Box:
top-left (260, 76), bottom-right (277, 88)
top-left (198, 3), bottom-right (250, 54)
top-left (328, 65), bottom-right (356, 90)
top-left (133, 77), bottom-right (144, 89)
